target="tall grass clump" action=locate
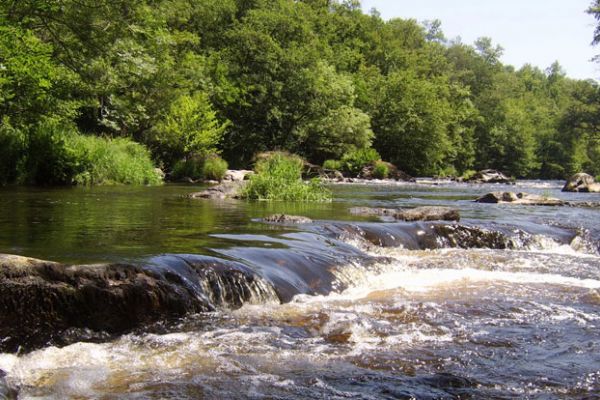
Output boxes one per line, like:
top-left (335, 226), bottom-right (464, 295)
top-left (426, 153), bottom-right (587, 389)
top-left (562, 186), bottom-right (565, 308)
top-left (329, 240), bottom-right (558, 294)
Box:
top-left (341, 148), bottom-right (381, 176)
top-left (372, 161), bottom-right (389, 179)
top-left (68, 135), bottom-right (162, 185)
top-left (202, 154), bottom-right (228, 181)
top-left (241, 152), bottom-right (331, 201)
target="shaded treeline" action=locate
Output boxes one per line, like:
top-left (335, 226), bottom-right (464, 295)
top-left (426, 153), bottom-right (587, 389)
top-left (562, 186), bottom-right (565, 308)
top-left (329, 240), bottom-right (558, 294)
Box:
top-left (1, 0), bottom-right (599, 184)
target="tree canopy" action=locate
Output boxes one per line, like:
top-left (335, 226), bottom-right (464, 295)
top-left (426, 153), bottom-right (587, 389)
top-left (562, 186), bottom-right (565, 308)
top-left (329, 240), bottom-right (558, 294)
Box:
top-left (1, 0), bottom-right (599, 182)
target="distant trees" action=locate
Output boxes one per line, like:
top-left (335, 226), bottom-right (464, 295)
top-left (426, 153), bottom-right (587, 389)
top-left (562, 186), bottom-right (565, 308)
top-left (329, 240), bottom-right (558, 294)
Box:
top-left (0, 0), bottom-right (599, 184)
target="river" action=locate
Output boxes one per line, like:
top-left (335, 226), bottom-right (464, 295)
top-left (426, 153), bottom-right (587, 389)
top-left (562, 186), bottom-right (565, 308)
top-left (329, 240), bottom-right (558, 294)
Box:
top-left (0, 180), bottom-right (599, 399)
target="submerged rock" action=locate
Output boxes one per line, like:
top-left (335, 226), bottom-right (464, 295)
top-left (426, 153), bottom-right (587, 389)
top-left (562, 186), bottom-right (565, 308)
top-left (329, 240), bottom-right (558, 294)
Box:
top-left (262, 214), bottom-right (313, 224)
top-left (562, 173), bottom-right (600, 193)
top-left (0, 253), bottom-right (277, 353)
top-left (349, 206), bottom-right (460, 222)
top-left (188, 181), bottom-right (245, 200)
top-left (467, 169), bottom-right (514, 184)
top-left (476, 192), bottom-right (565, 206)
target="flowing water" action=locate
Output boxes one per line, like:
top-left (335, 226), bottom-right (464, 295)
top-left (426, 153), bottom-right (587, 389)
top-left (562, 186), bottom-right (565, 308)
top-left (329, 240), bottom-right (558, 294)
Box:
top-left (0, 180), bottom-right (599, 399)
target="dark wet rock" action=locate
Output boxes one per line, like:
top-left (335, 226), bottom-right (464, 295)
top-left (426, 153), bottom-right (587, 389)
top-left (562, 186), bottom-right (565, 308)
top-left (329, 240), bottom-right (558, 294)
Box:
top-left (358, 162), bottom-right (414, 182)
top-left (349, 206), bottom-right (460, 222)
top-left (188, 181), bottom-right (245, 200)
top-left (466, 169), bottom-right (514, 184)
top-left (476, 192), bottom-right (565, 206)
top-left (262, 214), bottom-right (313, 224)
top-left (0, 253), bottom-right (277, 353)
top-left (327, 221), bottom-right (546, 251)
top-left (562, 173), bottom-right (600, 193)
top-left (431, 224), bottom-right (529, 250)
top-left (223, 170), bottom-right (253, 182)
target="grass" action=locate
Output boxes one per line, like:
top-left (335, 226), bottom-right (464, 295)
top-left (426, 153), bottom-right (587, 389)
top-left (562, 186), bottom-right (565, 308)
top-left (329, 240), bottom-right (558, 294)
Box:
top-left (68, 135), bottom-right (162, 185)
top-left (240, 152), bottom-right (332, 201)
top-left (202, 154), bottom-right (228, 181)
top-left (372, 161), bottom-right (389, 179)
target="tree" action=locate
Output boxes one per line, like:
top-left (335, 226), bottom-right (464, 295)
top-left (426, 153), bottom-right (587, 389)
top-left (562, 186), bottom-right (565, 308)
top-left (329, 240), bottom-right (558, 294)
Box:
top-left (151, 92), bottom-right (227, 166)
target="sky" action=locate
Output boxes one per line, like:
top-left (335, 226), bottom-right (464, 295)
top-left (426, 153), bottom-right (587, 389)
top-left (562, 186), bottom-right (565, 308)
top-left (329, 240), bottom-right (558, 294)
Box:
top-left (361, 0), bottom-right (599, 81)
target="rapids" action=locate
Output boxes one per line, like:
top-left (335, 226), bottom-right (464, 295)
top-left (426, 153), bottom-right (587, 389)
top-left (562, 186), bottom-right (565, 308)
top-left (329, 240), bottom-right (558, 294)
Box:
top-left (0, 180), bottom-right (598, 399)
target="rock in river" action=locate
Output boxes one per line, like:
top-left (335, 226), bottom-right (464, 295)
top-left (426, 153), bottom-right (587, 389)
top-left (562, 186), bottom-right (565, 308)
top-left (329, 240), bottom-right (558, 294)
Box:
top-left (475, 192), bottom-right (565, 206)
top-left (466, 169), bottom-right (514, 184)
top-left (562, 173), bottom-right (600, 193)
top-left (262, 214), bottom-right (313, 224)
top-left (188, 181), bottom-right (245, 199)
top-left (349, 206), bottom-right (460, 222)
top-left (0, 253), bottom-right (278, 353)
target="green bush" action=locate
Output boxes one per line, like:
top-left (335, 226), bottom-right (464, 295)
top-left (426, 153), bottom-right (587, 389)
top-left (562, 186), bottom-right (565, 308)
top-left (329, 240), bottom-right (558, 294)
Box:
top-left (171, 156), bottom-right (204, 181)
top-left (323, 159), bottom-right (343, 170)
top-left (341, 148), bottom-right (381, 176)
top-left (0, 120), bottom-right (26, 185)
top-left (203, 154), bottom-right (228, 181)
top-left (23, 121), bottom-right (80, 185)
top-left (460, 169), bottom-right (477, 181)
top-left (372, 161), bottom-right (389, 179)
top-left (68, 135), bottom-right (163, 185)
top-left (241, 152), bottom-right (331, 201)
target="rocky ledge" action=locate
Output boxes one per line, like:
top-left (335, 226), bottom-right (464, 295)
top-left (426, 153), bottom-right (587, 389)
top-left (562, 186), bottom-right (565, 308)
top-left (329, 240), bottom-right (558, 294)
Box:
top-left (0, 254), bottom-right (277, 353)
top-left (262, 214), bottom-right (313, 224)
top-left (475, 192), bottom-right (565, 206)
top-left (349, 206), bottom-right (460, 222)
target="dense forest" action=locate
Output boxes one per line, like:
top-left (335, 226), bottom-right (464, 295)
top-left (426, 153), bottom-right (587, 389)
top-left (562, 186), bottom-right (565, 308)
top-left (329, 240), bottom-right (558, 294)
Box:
top-left (1, 0), bottom-right (600, 185)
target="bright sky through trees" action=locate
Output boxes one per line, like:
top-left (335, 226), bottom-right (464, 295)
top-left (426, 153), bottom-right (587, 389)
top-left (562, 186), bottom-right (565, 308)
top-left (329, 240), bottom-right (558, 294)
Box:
top-left (362, 0), bottom-right (599, 80)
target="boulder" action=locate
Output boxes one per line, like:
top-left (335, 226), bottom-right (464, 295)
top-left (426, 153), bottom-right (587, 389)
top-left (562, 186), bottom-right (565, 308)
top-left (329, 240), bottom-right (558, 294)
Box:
top-left (262, 214), bottom-right (313, 224)
top-left (188, 181), bottom-right (245, 200)
top-left (562, 173), bottom-right (600, 193)
top-left (466, 169), bottom-right (513, 184)
top-left (475, 192), bottom-right (565, 206)
top-left (223, 170), bottom-right (253, 182)
top-left (0, 253), bottom-right (277, 353)
top-left (349, 206), bottom-right (460, 222)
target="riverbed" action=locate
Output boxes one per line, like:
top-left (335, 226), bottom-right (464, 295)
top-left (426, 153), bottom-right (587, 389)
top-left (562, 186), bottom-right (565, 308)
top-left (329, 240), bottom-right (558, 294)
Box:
top-left (0, 180), bottom-right (599, 399)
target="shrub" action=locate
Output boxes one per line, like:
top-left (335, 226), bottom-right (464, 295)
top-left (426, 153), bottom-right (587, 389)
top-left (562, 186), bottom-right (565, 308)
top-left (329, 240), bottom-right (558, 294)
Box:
top-left (0, 120), bottom-right (26, 185)
top-left (341, 148), bottom-right (381, 176)
top-left (241, 152), bottom-right (331, 201)
top-left (203, 154), bottom-right (228, 181)
top-left (323, 159), bottom-right (343, 171)
top-left (171, 156), bottom-right (204, 181)
top-left (460, 169), bottom-right (477, 181)
top-left (23, 120), bottom-right (80, 185)
top-left (372, 161), bottom-right (389, 179)
top-left (68, 135), bottom-right (162, 185)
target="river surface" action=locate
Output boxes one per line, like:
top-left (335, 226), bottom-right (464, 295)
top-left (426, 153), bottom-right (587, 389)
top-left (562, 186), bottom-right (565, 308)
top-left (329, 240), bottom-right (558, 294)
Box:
top-left (0, 180), bottom-right (599, 399)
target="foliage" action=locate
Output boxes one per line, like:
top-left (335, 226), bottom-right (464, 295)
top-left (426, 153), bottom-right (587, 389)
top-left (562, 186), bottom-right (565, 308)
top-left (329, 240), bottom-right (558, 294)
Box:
top-left (151, 92), bottom-right (227, 167)
top-left (323, 159), bottom-right (343, 171)
top-left (203, 154), bottom-right (229, 181)
top-left (241, 152), bottom-right (331, 201)
top-left (171, 156), bottom-right (205, 181)
top-left (68, 135), bottom-right (162, 185)
top-left (2, 0), bottom-right (600, 182)
top-left (372, 161), bottom-right (389, 179)
top-left (0, 120), bottom-right (26, 185)
top-left (341, 148), bottom-right (381, 176)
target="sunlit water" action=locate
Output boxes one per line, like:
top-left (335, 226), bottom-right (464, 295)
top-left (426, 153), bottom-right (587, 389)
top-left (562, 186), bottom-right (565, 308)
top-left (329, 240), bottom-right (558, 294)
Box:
top-left (0, 181), bottom-right (599, 399)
